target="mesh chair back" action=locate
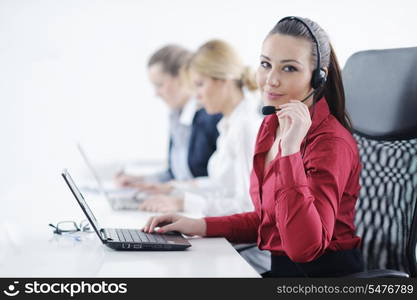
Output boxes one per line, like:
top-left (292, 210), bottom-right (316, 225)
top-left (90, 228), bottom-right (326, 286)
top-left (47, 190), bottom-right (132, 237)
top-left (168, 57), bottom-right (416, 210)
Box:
top-left (343, 47), bottom-right (417, 276)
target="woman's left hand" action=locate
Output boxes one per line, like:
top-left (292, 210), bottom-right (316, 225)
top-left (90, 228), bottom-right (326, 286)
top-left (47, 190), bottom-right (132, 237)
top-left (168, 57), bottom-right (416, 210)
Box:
top-left (277, 100), bottom-right (312, 157)
top-left (139, 194), bottom-right (184, 213)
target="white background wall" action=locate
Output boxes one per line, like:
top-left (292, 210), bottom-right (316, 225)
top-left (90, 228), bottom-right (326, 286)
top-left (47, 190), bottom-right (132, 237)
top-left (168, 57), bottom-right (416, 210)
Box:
top-left (1, 0), bottom-right (417, 219)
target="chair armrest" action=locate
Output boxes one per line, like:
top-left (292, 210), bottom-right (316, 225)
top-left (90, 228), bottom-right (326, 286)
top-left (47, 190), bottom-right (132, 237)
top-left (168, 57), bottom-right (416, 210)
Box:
top-left (346, 269), bottom-right (409, 278)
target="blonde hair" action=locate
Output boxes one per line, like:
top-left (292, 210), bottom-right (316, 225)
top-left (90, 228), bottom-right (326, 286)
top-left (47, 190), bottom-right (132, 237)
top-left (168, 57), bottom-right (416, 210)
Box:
top-left (188, 39), bottom-right (258, 91)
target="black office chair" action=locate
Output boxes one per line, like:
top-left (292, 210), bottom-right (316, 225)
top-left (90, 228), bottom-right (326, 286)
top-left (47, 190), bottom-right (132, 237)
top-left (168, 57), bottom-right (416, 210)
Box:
top-left (343, 47), bottom-right (417, 278)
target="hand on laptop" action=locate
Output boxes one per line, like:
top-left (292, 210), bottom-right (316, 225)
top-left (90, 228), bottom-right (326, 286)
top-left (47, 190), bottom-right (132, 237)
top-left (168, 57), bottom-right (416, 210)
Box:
top-left (129, 182), bottom-right (173, 194)
top-left (139, 194), bottom-right (184, 213)
top-left (142, 214), bottom-right (206, 237)
top-left (114, 172), bottom-right (144, 187)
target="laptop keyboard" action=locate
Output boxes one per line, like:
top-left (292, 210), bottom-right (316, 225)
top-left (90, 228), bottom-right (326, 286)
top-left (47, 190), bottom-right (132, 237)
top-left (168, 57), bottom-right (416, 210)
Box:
top-left (110, 228), bottom-right (168, 244)
top-left (110, 199), bottom-right (140, 210)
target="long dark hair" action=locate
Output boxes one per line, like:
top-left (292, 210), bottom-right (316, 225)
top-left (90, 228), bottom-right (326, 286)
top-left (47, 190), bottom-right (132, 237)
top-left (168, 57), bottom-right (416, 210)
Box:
top-left (268, 17), bottom-right (352, 131)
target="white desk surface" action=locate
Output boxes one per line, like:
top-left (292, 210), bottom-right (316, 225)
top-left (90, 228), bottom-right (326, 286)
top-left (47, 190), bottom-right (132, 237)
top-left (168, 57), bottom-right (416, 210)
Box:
top-left (0, 181), bottom-right (260, 278)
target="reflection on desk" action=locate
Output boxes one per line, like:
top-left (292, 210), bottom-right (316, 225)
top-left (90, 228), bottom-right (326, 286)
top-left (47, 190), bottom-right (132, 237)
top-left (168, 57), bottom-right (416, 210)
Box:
top-left (0, 189), bottom-right (260, 277)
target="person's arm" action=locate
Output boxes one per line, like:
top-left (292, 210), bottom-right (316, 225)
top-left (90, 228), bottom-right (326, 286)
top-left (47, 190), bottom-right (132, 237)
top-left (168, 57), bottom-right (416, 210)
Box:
top-left (141, 210), bottom-right (259, 244)
top-left (183, 189), bottom-right (254, 216)
top-left (143, 214), bottom-right (207, 237)
top-left (204, 211), bottom-right (260, 244)
top-left (143, 169), bottom-right (173, 183)
top-left (275, 137), bottom-right (356, 262)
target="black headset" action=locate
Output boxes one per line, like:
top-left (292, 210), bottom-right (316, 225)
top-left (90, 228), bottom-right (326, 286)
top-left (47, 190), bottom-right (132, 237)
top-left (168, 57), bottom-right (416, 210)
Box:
top-left (278, 16), bottom-right (327, 89)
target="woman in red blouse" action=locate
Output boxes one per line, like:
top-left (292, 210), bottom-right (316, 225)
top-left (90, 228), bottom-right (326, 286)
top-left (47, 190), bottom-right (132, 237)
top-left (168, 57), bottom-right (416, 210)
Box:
top-left (143, 17), bottom-right (364, 277)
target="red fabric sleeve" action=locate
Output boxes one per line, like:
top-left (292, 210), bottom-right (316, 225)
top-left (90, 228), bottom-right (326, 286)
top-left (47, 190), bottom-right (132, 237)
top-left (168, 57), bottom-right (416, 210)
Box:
top-left (276, 138), bottom-right (354, 262)
top-left (204, 211), bottom-right (260, 244)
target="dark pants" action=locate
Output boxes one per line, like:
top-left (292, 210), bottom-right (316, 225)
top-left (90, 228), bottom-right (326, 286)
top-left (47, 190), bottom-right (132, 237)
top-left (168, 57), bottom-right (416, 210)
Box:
top-left (264, 248), bottom-right (364, 277)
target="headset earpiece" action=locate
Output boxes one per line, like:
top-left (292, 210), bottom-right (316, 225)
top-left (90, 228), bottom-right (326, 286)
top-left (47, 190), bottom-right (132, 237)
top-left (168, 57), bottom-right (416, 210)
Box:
top-left (278, 17), bottom-right (327, 91)
top-left (311, 68), bottom-right (327, 89)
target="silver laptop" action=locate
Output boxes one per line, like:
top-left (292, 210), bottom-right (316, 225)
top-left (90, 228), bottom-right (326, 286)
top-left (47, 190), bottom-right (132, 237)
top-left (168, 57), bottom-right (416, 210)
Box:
top-left (77, 144), bottom-right (146, 210)
top-left (62, 169), bottom-right (191, 251)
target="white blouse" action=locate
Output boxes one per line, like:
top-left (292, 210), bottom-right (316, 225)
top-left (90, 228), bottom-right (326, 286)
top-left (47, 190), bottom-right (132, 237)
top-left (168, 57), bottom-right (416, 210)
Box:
top-left (174, 96), bottom-right (262, 217)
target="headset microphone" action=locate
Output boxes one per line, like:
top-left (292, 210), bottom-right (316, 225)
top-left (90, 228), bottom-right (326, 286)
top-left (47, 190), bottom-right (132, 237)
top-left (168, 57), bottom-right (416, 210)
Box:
top-left (261, 90), bottom-right (316, 115)
top-left (261, 106), bottom-right (278, 115)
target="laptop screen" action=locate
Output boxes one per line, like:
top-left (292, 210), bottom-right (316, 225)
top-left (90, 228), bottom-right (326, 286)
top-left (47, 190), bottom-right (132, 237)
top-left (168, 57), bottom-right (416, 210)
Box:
top-left (61, 169), bottom-right (104, 242)
top-left (76, 143), bottom-right (106, 193)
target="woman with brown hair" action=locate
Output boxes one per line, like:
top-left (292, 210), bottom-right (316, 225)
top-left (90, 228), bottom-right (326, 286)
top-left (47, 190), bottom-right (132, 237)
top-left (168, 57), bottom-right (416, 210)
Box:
top-left (143, 17), bottom-right (364, 277)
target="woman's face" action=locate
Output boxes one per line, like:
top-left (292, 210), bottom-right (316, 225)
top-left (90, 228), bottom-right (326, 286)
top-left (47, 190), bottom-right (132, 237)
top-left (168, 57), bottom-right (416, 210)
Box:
top-left (148, 63), bottom-right (188, 109)
top-left (191, 71), bottom-right (225, 114)
top-left (256, 33), bottom-right (314, 107)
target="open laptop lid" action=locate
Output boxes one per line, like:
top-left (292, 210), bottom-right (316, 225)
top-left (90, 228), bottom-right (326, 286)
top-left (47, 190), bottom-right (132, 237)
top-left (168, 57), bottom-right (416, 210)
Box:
top-left (76, 143), bottom-right (107, 195)
top-left (77, 143), bottom-right (138, 199)
top-left (61, 169), bottom-right (106, 243)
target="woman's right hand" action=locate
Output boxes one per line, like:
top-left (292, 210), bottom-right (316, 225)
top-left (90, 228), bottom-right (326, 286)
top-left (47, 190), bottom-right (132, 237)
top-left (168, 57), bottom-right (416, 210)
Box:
top-left (142, 214), bottom-right (207, 237)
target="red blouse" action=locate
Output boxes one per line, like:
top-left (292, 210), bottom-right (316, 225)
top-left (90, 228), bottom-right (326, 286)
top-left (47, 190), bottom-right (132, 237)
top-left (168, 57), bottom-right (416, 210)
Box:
top-left (204, 98), bottom-right (362, 263)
